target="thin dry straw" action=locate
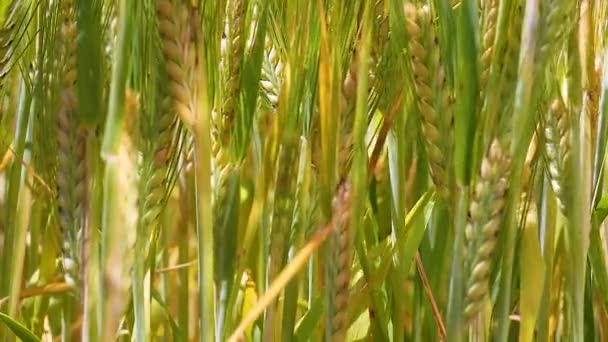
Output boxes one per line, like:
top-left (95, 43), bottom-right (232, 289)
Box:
top-left (404, 3), bottom-right (452, 200)
top-left (463, 139), bottom-right (510, 322)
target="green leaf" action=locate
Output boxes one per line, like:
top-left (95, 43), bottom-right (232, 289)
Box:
top-left (0, 312), bottom-right (41, 342)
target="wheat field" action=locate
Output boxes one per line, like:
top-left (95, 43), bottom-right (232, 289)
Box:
top-left (0, 0), bottom-right (607, 341)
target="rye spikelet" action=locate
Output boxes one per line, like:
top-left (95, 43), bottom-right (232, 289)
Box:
top-left (480, 0), bottom-right (497, 90)
top-left (543, 98), bottom-right (570, 213)
top-left (404, 3), bottom-right (452, 199)
top-left (464, 139), bottom-right (510, 322)
top-left (329, 180), bottom-right (354, 342)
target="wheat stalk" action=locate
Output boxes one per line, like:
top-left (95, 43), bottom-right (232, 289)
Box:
top-left (543, 97), bottom-right (570, 213)
top-left (102, 91), bottom-right (139, 341)
top-left (464, 139), bottom-right (510, 322)
top-left (404, 3), bottom-right (452, 200)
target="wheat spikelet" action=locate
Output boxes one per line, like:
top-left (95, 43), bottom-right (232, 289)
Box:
top-left (220, 0), bottom-right (246, 144)
top-left (543, 98), bottom-right (570, 213)
top-left (156, 0), bottom-right (196, 126)
top-left (370, 0), bottom-right (388, 84)
top-left (260, 41), bottom-right (282, 111)
top-left (329, 180), bottom-right (353, 342)
top-left (338, 55), bottom-right (358, 177)
top-left (138, 97), bottom-right (178, 239)
top-left (56, 89), bottom-right (87, 289)
top-left (480, 0), bottom-right (497, 90)
top-left (404, 3), bottom-right (452, 200)
top-left (464, 139), bottom-right (510, 322)
top-left (61, 0), bottom-right (78, 90)
top-left (0, 1), bottom-right (21, 84)
top-left (538, 0), bottom-right (576, 62)
top-left (56, 0), bottom-right (88, 290)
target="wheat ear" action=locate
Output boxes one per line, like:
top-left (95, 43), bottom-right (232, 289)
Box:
top-left (56, 0), bottom-right (87, 291)
top-left (404, 3), bottom-right (452, 200)
top-left (0, 1), bottom-right (21, 83)
top-left (538, 0), bottom-right (576, 62)
top-left (464, 139), bottom-right (510, 322)
top-left (260, 40), bottom-right (282, 111)
top-left (329, 180), bottom-right (354, 342)
top-left (152, 0), bottom-right (195, 234)
top-left (264, 143), bottom-right (298, 341)
top-left (543, 98), bottom-right (570, 213)
top-left (219, 0), bottom-right (245, 144)
top-left (156, 0), bottom-right (196, 126)
top-left (480, 0), bottom-right (497, 90)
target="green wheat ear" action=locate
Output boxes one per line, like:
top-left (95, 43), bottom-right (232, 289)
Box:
top-left (543, 97), bottom-right (570, 214)
top-left (464, 139), bottom-right (510, 323)
top-left (404, 3), bottom-right (452, 200)
top-left (480, 0), bottom-right (498, 92)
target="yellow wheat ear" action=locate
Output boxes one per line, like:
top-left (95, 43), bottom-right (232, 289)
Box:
top-left (404, 3), bottom-right (452, 200)
top-left (464, 139), bottom-right (510, 323)
top-left (156, 0), bottom-right (196, 127)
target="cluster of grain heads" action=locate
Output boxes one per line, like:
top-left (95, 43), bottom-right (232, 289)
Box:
top-left (543, 97), bottom-right (570, 213)
top-left (404, 3), bottom-right (452, 200)
top-left (464, 139), bottom-right (510, 322)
